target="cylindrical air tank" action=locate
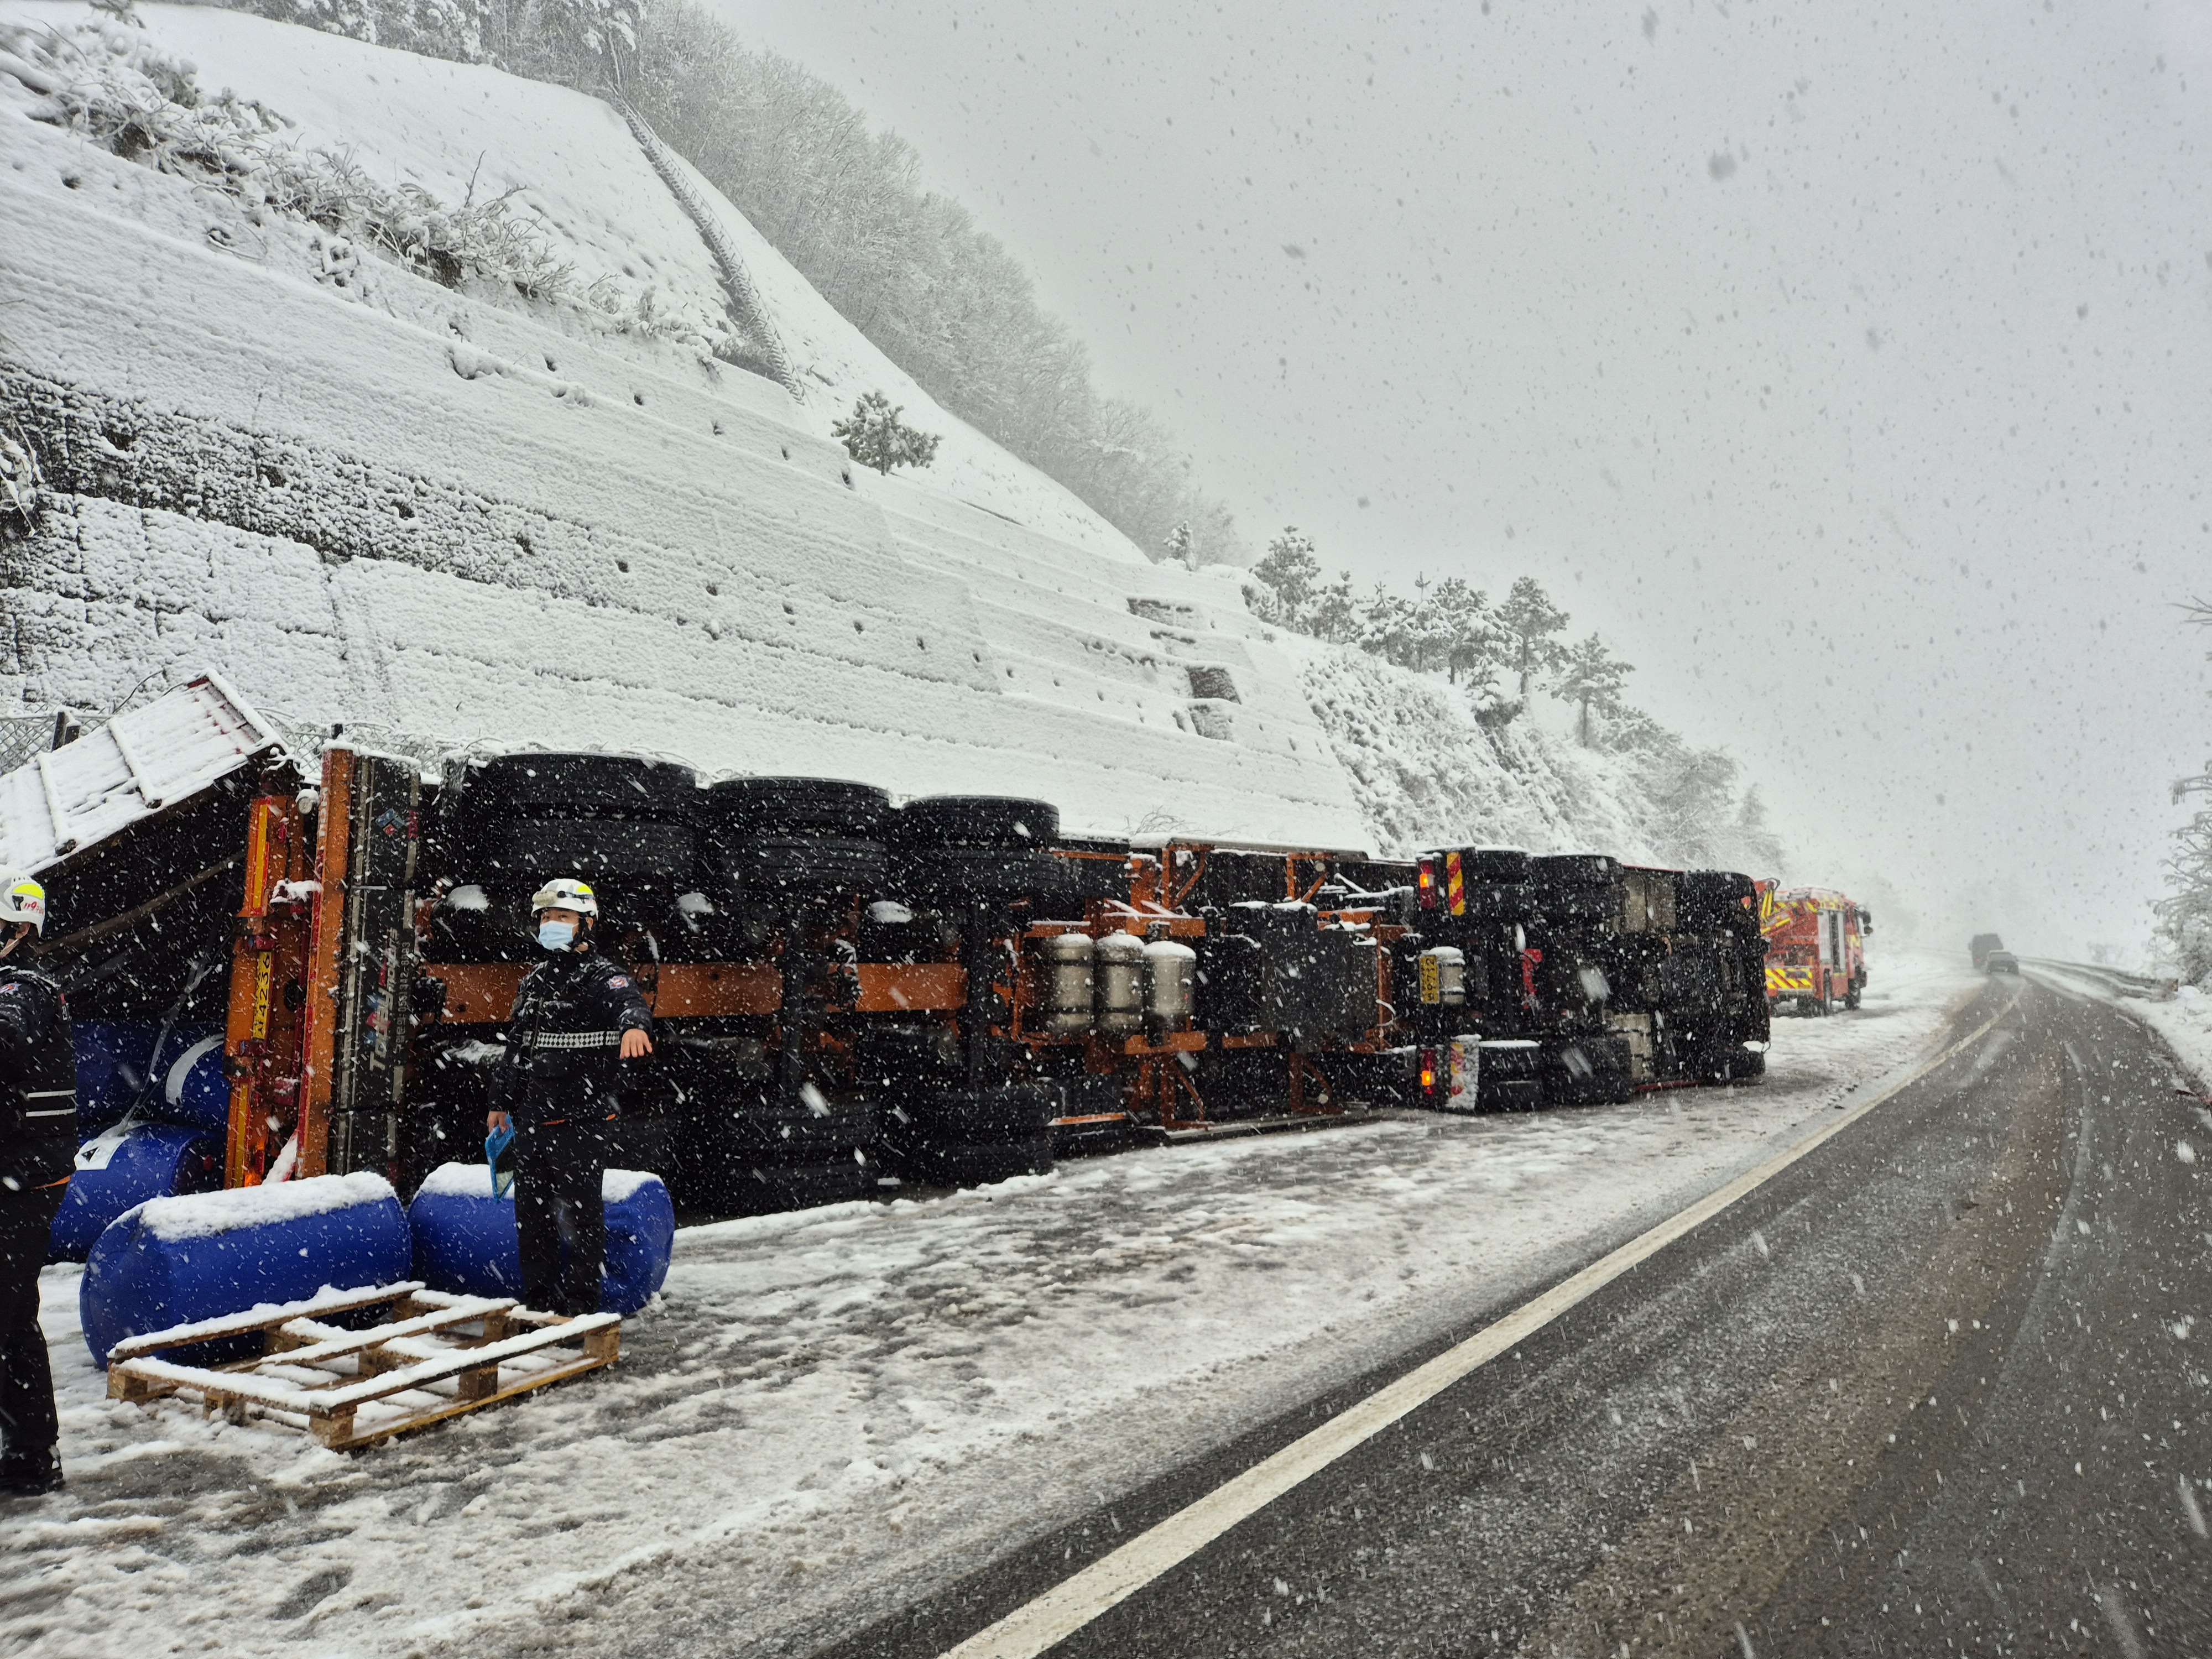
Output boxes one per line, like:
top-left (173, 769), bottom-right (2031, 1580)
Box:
top-left (1143, 939), bottom-right (1198, 1030)
top-left (1094, 932), bottom-right (1146, 1036)
top-left (1039, 933), bottom-right (1095, 1035)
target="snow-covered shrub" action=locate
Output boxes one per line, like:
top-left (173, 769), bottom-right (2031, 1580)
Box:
top-left (4, 17), bottom-right (743, 358)
top-left (580, 278), bottom-right (748, 362)
top-left (831, 392), bottom-right (941, 476)
top-left (6, 19), bottom-right (578, 298)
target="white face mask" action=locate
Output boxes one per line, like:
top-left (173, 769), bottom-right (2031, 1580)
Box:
top-left (538, 919), bottom-right (577, 951)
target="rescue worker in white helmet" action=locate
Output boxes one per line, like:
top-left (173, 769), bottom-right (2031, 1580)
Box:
top-left (0, 872), bottom-right (71, 1496)
top-left (485, 879), bottom-right (653, 1317)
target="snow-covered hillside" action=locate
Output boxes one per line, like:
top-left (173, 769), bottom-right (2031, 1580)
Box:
top-left (0, 3), bottom-right (1363, 843)
top-left (0, 3), bottom-right (1758, 869)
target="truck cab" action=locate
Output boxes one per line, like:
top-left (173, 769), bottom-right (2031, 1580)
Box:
top-left (1760, 884), bottom-right (1870, 1015)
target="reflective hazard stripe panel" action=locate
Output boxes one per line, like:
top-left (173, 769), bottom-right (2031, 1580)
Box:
top-left (1446, 851), bottom-right (1465, 917)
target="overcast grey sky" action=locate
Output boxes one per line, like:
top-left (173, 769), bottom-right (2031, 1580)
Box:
top-left (721, 0), bottom-right (2212, 956)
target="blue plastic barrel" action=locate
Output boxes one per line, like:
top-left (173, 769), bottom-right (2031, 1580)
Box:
top-left (148, 1027), bottom-right (229, 1131)
top-left (408, 1162), bottom-right (675, 1316)
top-left (72, 1021), bottom-right (154, 1134)
top-left (49, 1123), bottom-right (222, 1263)
top-left (69, 1021), bottom-right (227, 1136)
top-left (79, 1173), bottom-right (411, 1366)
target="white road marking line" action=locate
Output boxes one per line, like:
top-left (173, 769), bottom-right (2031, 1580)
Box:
top-left (943, 982), bottom-right (2027, 1659)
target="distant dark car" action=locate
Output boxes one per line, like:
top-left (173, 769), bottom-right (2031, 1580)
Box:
top-left (1970, 932), bottom-right (2005, 968)
top-left (1984, 947), bottom-right (2020, 974)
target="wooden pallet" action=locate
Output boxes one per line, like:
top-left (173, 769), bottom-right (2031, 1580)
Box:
top-left (106, 1282), bottom-right (620, 1449)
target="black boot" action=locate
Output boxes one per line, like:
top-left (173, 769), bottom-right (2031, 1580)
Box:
top-left (0, 1446), bottom-right (62, 1496)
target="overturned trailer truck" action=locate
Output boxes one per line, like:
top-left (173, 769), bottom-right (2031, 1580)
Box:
top-left (1404, 849), bottom-right (1772, 1110)
top-left (11, 680), bottom-right (1772, 1223)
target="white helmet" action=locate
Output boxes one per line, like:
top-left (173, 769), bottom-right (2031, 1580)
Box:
top-left (529, 877), bottom-right (599, 917)
top-left (0, 871), bottom-right (45, 934)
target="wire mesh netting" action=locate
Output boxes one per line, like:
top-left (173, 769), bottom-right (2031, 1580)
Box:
top-left (0, 714), bottom-right (61, 776)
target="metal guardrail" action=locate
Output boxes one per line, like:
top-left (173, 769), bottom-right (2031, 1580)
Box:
top-left (2021, 957), bottom-right (2181, 1003)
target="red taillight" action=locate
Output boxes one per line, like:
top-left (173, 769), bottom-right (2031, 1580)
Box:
top-left (1417, 858), bottom-right (1438, 910)
top-left (1418, 1047), bottom-right (1439, 1095)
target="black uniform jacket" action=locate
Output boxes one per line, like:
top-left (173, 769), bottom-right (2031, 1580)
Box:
top-left (488, 949), bottom-right (653, 1131)
top-left (0, 963), bottom-right (75, 1191)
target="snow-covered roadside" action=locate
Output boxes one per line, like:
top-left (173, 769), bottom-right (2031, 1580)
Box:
top-left (2033, 966), bottom-right (2212, 1092)
top-left (2147, 985), bottom-right (2212, 1089)
top-left (2, 950), bottom-right (1977, 1659)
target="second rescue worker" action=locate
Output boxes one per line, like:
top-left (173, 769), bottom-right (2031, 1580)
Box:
top-left (486, 879), bottom-right (652, 1317)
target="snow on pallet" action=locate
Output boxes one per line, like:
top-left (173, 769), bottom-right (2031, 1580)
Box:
top-left (106, 1281), bottom-right (619, 1450)
top-left (0, 671), bottom-right (286, 870)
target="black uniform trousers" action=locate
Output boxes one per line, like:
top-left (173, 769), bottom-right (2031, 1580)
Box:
top-left (0, 1182), bottom-right (64, 1456)
top-left (514, 1120), bottom-right (608, 1317)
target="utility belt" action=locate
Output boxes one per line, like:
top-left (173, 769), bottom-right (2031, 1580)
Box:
top-left (524, 1029), bottom-right (627, 1052)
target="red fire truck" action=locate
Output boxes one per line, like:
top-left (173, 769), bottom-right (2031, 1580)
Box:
top-left (1757, 883), bottom-right (1871, 1015)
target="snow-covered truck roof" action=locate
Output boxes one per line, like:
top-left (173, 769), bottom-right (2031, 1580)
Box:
top-left (0, 674), bottom-right (289, 873)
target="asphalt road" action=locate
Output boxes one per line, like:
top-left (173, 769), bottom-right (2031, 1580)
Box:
top-left (820, 973), bottom-right (2212, 1658)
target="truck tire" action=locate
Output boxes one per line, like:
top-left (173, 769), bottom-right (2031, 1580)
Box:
top-left (895, 1082), bottom-right (1057, 1143)
top-left (486, 817), bottom-right (698, 883)
top-left (460, 754), bottom-right (700, 821)
top-left (712, 777), bottom-right (893, 837)
top-left (1529, 853), bottom-right (1620, 889)
top-left (723, 1098), bottom-right (875, 1155)
top-left (705, 779), bottom-right (891, 899)
top-left (898, 797), bottom-right (1060, 849)
top-left (895, 797), bottom-right (1061, 899)
top-left (1457, 848), bottom-right (1532, 884)
top-left (723, 834), bottom-right (889, 896)
top-left (737, 1155), bottom-right (875, 1215)
top-left (889, 1134), bottom-right (1053, 1190)
top-left (434, 755), bottom-right (705, 959)
top-left (673, 1142), bottom-right (875, 1215)
top-left (879, 1082), bottom-right (1057, 1188)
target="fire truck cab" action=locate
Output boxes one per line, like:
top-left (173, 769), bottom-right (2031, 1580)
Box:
top-left (1757, 883), bottom-right (1870, 1015)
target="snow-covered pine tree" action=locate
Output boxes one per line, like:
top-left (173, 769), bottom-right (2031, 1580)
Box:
top-left (1162, 521), bottom-right (1195, 568)
top-left (1460, 655), bottom-right (1516, 727)
top-left (1496, 575), bottom-right (1572, 696)
top-left (1406, 575), bottom-right (1446, 673)
top-left (1428, 574), bottom-right (1494, 685)
top-left (1354, 583), bottom-right (1416, 664)
top-left (1306, 571), bottom-right (1358, 644)
top-left (832, 391), bottom-right (941, 475)
top-left (1551, 632), bottom-right (1634, 747)
top-left (1249, 528), bottom-right (1322, 627)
